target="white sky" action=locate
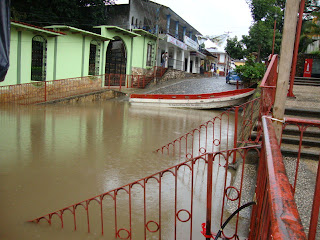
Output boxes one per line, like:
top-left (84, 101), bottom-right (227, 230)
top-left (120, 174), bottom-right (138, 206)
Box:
top-left (116, 0), bottom-right (253, 48)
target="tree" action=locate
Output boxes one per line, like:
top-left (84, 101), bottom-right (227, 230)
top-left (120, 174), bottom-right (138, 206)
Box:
top-left (235, 54), bottom-right (266, 85)
top-left (225, 36), bottom-right (246, 60)
top-left (242, 21), bottom-right (282, 62)
top-left (299, 11), bottom-right (320, 52)
top-left (11, 0), bottom-right (116, 31)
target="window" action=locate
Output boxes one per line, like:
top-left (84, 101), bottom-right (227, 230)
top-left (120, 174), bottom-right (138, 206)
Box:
top-left (31, 35), bottom-right (47, 81)
top-left (146, 43), bottom-right (153, 66)
top-left (131, 16), bottom-right (134, 26)
top-left (89, 40), bottom-right (101, 75)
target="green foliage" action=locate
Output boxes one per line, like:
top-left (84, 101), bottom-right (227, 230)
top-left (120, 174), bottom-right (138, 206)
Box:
top-left (235, 55), bottom-right (266, 84)
top-left (11, 0), bottom-right (116, 31)
top-left (299, 11), bottom-right (320, 53)
top-left (309, 50), bottom-right (320, 57)
top-left (225, 36), bottom-right (246, 60)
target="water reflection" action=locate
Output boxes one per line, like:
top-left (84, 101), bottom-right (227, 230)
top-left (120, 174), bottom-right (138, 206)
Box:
top-left (1, 101), bottom-right (230, 240)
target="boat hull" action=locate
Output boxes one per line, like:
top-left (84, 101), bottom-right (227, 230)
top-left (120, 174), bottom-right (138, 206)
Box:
top-left (129, 88), bottom-right (255, 109)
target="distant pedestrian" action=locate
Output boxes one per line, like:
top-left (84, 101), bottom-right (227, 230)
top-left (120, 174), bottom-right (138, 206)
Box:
top-left (216, 68), bottom-right (220, 77)
top-left (210, 67), bottom-right (215, 77)
top-left (161, 52), bottom-right (168, 68)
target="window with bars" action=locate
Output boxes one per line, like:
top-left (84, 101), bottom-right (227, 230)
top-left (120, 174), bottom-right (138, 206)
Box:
top-left (88, 40), bottom-right (101, 75)
top-left (146, 43), bottom-right (153, 67)
top-left (31, 35), bottom-right (47, 81)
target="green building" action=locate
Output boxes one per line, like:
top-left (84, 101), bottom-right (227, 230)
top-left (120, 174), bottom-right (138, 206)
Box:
top-left (1, 21), bottom-right (158, 87)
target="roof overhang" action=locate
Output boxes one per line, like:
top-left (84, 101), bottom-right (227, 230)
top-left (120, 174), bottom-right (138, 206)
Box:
top-left (132, 29), bottom-right (158, 40)
top-left (11, 21), bottom-right (65, 37)
top-left (44, 25), bottom-right (113, 41)
top-left (95, 26), bottom-right (140, 38)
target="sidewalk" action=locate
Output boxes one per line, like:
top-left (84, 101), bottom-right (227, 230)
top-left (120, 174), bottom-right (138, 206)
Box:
top-left (285, 85), bottom-right (320, 112)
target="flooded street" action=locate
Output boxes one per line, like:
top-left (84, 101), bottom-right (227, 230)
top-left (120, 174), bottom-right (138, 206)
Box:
top-left (0, 100), bottom-right (239, 239)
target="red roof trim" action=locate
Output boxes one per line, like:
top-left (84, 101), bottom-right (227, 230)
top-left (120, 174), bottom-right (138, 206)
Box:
top-left (130, 88), bottom-right (255, 100)
top-left (11, 20), bottom-right (66, 35)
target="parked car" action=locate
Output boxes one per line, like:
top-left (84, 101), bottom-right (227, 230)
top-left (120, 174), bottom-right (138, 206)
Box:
top-left (226, 71), bottom-right (242, 84)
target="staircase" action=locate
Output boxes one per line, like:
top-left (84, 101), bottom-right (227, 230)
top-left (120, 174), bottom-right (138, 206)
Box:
top-left (294, 77), bottom-right (320, 86)
top-left (281, 108), bottom-right (320, 160)
top-left (131, 67), bottom-right (168, 88)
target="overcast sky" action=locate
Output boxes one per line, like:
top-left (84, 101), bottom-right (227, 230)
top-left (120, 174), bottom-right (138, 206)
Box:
top-left (116, 0), bottom-right (253, 47)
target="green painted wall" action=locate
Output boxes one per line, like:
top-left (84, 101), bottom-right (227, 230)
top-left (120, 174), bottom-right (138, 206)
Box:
top-left (2, 25), bottom-right (156, 87)
top-left (54, 32), bottom-right (83, 79)
top-left (2, 29), bottom-right (18, 86)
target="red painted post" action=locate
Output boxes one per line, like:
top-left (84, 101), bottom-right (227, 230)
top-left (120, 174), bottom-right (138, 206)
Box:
top-left (205, 153), bottom-right (213, 240)
top-left (288, 0), bottom-right (305, 97)
top-left (308, 155), bottom-right (320, 240)
top-left (233, 106), bottom-right (239, 164)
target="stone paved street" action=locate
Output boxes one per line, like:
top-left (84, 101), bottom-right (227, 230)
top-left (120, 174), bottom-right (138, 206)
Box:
top-left (145, 76), bottom-right (239, 95)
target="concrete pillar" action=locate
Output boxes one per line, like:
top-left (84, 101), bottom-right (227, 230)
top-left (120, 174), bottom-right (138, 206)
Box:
top-left (165, 44), bottom-right (169, 68)
top-left (187, 53), bottom-right (191, 73)
top-left (173, 47), bottom-right (177, 69)
top-left (192, 57), bottom-right (196, 73)
top-left (273, 0), bottom-right (300, 139)
top-left (181, 50), bottom-right (185, 71)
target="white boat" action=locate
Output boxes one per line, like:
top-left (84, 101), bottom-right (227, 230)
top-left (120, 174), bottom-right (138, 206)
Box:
top-left (129, 88), bottom-right (255, 109)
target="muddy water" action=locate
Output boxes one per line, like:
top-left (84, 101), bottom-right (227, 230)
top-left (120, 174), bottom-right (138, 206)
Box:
top-left (0, 101), bottom-right (236, 240)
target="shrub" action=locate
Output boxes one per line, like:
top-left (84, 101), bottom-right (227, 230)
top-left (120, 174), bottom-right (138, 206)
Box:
top-left (235, 54), bottom-right (266, 85)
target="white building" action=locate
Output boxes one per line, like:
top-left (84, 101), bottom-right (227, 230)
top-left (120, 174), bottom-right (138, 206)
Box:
top-left (207, 46), bottom-right (231, 76)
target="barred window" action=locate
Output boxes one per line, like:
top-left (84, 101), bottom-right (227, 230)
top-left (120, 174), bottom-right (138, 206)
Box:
top-left (89, 40), bottom-right (101, 75)
top-left (146, 43), bottom-right (153, 66)
top-left (31, 36), bottom-right (47, 81)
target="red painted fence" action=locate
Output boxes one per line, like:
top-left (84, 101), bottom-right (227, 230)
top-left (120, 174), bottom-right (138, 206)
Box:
top-left (0, 67), bottom-right (168, 105)
top-left (29, 146), bottom-right (259, 239)
top-left (155, 97), bottom-right (261, 162)
top-left (250, 116), bottom-right (320, 239)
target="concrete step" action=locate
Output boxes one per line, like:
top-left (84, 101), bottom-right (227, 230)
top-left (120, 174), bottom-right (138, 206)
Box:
top-left (284, 108), bottom-right (320, 118)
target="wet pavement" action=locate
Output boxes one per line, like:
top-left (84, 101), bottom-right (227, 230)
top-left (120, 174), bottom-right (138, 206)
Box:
top-left (122, 76), bottom-right (240, 95)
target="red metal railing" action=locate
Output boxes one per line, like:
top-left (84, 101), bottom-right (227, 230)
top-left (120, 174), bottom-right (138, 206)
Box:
top-left (250, 116), bottom-right (320, 239)
top-left (260, 54), bottom-right (278, 116)
top-left (29, 145), bottom-right (259, 239)
top-left (0, 66), bottom-right (168, 105)
top-left (155, 98), bottom-right (260, 162)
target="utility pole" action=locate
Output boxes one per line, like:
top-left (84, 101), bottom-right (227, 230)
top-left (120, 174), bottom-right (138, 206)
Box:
top-left (288, 0), bottom-right (305, 97)
top-left (273, 0), bottom-right (301, 139)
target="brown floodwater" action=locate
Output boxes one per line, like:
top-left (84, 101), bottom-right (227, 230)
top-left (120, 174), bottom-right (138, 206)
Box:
top-left (0, 101), bottom-right (241, 240)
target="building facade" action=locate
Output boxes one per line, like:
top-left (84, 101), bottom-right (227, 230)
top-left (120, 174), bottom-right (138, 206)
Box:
top-left (2, 21), bottom-right (157, 87)
top-left (105, 0), bottom-right (206, 74)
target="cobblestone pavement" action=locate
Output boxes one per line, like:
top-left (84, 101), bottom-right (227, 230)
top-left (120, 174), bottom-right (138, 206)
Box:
top-left (145, 76), bottom-right (239, 95)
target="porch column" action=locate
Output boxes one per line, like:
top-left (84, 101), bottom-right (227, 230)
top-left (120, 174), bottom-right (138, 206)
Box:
top-left (181, 50), bottom-right (185, 71)
top-left (187, 53), bottom-right (191, 73)
top-left (165, 44), bottom-right (169, 68)
top-left (173, 47), bottom-right (177, 69)
top-left (192, 56), bottom-right (196, 73)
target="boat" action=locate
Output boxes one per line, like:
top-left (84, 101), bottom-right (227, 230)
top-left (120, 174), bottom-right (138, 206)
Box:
top-left (129, 88), bottom-right (255, 109)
